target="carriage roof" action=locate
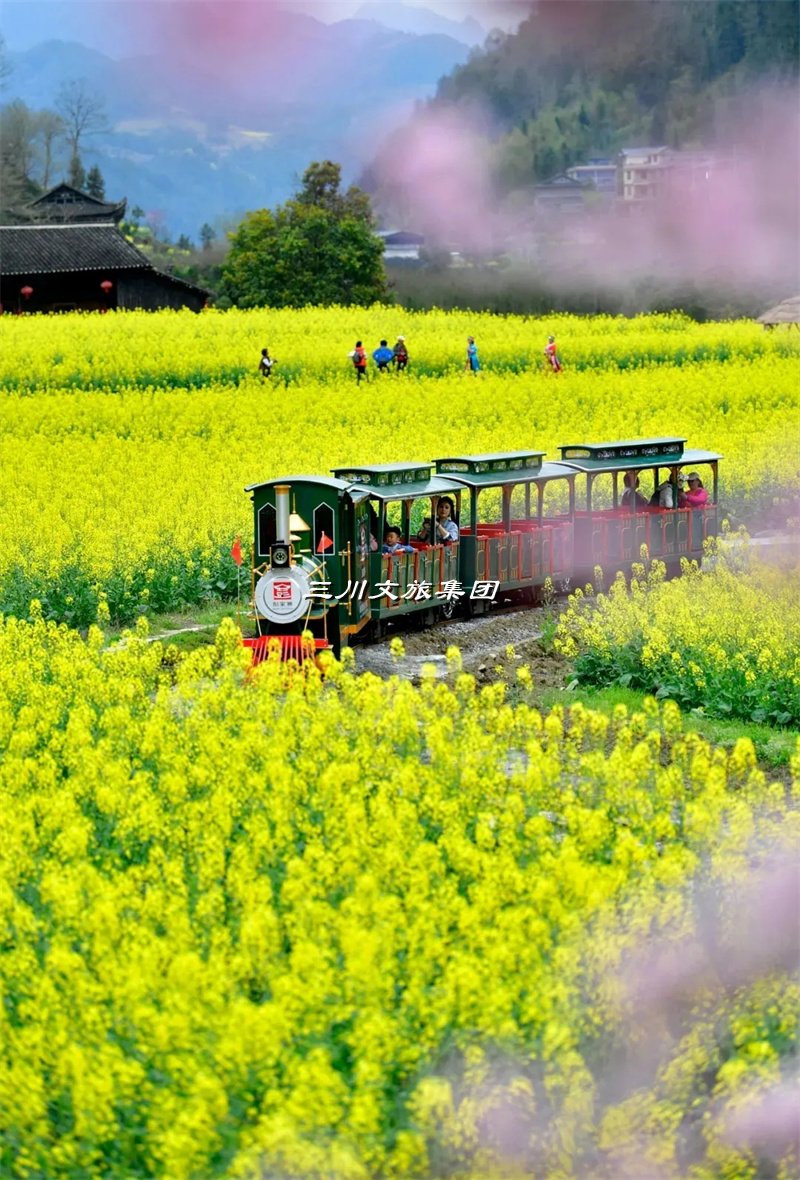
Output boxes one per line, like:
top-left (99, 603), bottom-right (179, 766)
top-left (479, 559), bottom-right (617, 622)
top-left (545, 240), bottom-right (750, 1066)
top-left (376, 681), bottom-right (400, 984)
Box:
top-left (330, 462), bottom-right (464, 501)
top-left (432, 451), bottom-right (580, 487)
top-left (557, 438), bottom-right (722, 474)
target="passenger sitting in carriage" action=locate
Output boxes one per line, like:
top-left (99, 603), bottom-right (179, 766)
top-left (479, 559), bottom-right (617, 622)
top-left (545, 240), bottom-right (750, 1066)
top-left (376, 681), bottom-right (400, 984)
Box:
top-left (415, 517), bottom-right (433, 543)
top-left (382, 526), bottom-right (414, 555)
top-left (434, 497), bottom-right (459, 543)
top-left (621, 471), bottom-right (649, 511)
top-left (651, 471), bottom-right (686, 508)
top-left (683, 472), bottom-right (709, 507)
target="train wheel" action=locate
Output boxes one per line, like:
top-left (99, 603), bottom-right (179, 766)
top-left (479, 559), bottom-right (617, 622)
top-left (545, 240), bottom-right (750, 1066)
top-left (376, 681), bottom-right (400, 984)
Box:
top-left (439, 600), bottom-right (456, 622)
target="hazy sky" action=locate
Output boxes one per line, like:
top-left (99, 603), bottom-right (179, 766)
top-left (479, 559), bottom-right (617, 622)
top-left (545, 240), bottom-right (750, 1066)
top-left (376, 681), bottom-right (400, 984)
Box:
top-left (4, 0), bottom-right (525, 28)
top-left (285, 0), bottom-right (526, 29)
top-left (2, 0), bottom-right (527, 55)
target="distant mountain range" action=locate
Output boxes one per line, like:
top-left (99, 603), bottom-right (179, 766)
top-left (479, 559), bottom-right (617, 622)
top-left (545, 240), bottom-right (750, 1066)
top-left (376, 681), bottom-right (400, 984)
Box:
top-left (352, 2), bottom-right (486, 45)
top-left (2, 4), bottom-right (482, 237)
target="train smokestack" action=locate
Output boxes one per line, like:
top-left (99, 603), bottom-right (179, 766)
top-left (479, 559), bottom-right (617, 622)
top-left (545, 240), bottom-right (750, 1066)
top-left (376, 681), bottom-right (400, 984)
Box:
top-left (275, 484), bottom-right (290, 543)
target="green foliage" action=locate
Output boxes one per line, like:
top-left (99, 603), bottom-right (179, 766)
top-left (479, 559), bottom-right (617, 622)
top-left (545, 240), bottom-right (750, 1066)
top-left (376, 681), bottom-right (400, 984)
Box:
top-left (85, 163), bottom-right (105, 200)
top-left (68, 151), bottom-right (85, 190)
top-left (556, 552), bottom-right (800, 726)
top-left (222, 160), bottom-right (389, 309)
top-left (434, 0), bottom-right (799, 190)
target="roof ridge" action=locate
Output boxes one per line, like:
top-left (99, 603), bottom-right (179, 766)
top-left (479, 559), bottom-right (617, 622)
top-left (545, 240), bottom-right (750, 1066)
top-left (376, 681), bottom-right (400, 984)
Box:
top-left (1, 222), bottom-right (126, 231)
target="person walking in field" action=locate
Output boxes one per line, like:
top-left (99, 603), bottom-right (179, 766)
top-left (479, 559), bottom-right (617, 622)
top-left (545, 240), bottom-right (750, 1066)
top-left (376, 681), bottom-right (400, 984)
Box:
top-left (544, 335), bottom-right (562, 373)
top-left (393, 336), bottom-right (409, 372)
top-left (258, 347), bottom-right (275, 378)
top-left (372, 339), bottom-right (394, 373)
top-left (351, 341), bottom-right (367, 383)
top-left (465, 336), bottom-right (480, 373)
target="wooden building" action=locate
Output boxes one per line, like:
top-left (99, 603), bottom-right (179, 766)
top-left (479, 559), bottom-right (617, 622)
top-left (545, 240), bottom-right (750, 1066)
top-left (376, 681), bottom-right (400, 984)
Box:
top-left (10, 182), bottom-right (127, 226)
top-left (0, 223), bottom-right (208, 313)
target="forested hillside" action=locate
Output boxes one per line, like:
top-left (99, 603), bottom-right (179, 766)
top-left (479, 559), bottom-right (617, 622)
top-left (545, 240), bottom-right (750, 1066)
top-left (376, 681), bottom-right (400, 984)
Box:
top-left (435, 0), bottom-right (798, 189)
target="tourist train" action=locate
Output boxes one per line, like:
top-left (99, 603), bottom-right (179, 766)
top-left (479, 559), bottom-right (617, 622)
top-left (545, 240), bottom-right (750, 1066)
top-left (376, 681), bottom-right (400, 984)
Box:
top-left (243, 437), bottom-right (721, 659)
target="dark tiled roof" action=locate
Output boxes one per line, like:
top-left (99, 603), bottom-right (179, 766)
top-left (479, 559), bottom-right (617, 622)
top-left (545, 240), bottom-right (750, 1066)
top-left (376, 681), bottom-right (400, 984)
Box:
top-left (0, 224), bottom-right (150, 275)
top-left (535, 173), bottom-right (589, 189)
top-left (16, 202), bottom-right (127, 224)
top-left (23, 184), bottom-right (126, 221)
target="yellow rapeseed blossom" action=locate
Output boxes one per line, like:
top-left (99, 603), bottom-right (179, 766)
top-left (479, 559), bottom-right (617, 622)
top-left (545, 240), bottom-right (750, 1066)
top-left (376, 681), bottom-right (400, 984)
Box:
top-left (0, 615), bottom-right (796, 1176)
top-left (556, 549), bottom-right (800, 725)
top-left (0, 308), bottom-right (798, 623)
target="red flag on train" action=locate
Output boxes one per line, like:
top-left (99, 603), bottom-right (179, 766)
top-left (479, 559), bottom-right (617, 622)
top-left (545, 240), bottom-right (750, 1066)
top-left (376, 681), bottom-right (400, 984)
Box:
top-left (231, 537), bottom-right (243, 567)
top-left (317, 532), bottom-right (333, 553)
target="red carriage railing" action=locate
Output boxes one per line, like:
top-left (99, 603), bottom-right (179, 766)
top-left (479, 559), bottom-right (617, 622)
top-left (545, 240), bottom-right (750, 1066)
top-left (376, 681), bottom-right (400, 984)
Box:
top-left (470, 519), bottom-right (573, 585)
top-left (571, 505), bottom-right (717, 569)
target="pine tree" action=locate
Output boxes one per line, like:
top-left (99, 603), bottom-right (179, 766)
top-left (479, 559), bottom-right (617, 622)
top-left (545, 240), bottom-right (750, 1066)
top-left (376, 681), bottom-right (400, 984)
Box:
top-left (86, 164), bottom-right (105, 200)
top-left (200, 223), bottom-right (216, 251)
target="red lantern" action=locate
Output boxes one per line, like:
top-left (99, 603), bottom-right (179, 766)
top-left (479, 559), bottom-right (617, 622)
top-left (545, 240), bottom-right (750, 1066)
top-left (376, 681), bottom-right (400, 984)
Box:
top-left (100, 280), bottom-right (113, 294)
top-left (20, 285), bottom-right (33, 300)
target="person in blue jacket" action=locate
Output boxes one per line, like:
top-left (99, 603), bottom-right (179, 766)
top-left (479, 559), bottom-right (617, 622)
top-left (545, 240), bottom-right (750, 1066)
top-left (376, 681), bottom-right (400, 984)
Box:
top-left (373, 339), bottom-right (394, 372)
top-left (465, 336), bottom-right (480, 373)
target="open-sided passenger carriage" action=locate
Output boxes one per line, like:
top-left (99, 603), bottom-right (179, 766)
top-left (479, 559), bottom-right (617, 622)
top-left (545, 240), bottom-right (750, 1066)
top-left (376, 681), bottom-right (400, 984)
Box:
top-left (432, 451), bottom-right (575, 604)
top-left (558, 437), bottom-right (722, 580)
top-left (244, 436), bottom-right (722, 659)
top-left (331, 462), bottom-right (464, 639)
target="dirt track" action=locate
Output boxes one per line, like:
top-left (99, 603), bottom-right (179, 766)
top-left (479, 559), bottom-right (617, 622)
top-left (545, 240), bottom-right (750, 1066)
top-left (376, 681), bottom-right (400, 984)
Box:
top-left (353, 603), bottom-right (568, 685)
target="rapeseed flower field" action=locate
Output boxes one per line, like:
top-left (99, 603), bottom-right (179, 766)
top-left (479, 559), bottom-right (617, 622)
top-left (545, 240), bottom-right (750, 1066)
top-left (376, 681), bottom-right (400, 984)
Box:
top-left (0, 613), bottom-right (797, 1178)
top-left (1, 308), bottom-right (798, 1178)
top-left (557, 547), bottom-right (800, 726)
top-left (0, 308), bottom-right (798, 623)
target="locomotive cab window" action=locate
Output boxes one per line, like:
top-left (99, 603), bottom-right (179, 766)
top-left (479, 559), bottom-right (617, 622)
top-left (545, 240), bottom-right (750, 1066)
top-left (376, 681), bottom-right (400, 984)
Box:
top-left (312, 503), bottom-right (335, 556)
top-left (258, 503), bottom-right (276, 556)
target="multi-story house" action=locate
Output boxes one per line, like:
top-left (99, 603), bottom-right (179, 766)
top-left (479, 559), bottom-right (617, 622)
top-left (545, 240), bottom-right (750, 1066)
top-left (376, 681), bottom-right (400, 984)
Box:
top-left (617, 146), bottom-right (674, 202)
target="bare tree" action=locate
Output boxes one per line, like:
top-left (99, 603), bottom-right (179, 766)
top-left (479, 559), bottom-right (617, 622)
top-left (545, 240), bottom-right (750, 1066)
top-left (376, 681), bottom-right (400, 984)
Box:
top-left (55, 78), bottom-right (108, 160)
top-left (35, 109), bottom-right (66, 189)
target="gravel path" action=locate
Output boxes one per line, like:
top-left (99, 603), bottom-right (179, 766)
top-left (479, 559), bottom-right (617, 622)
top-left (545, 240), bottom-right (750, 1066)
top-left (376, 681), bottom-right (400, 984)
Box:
top-left (353, 604), bottom-right (563, 682)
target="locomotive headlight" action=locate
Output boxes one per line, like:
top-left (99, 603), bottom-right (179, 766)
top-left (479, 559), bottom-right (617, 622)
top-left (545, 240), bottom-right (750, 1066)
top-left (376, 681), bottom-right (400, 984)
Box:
top-left (271, 544), bottom-right (290, 568)
top-left (255, 566), bottom-right (312, 625)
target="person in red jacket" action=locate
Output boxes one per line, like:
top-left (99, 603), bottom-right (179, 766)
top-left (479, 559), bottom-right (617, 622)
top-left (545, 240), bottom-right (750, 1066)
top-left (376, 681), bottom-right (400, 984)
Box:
top-left (351, 341), bottom-right (367, 383)
top-left (544, 334), bottom-right (562, 373)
